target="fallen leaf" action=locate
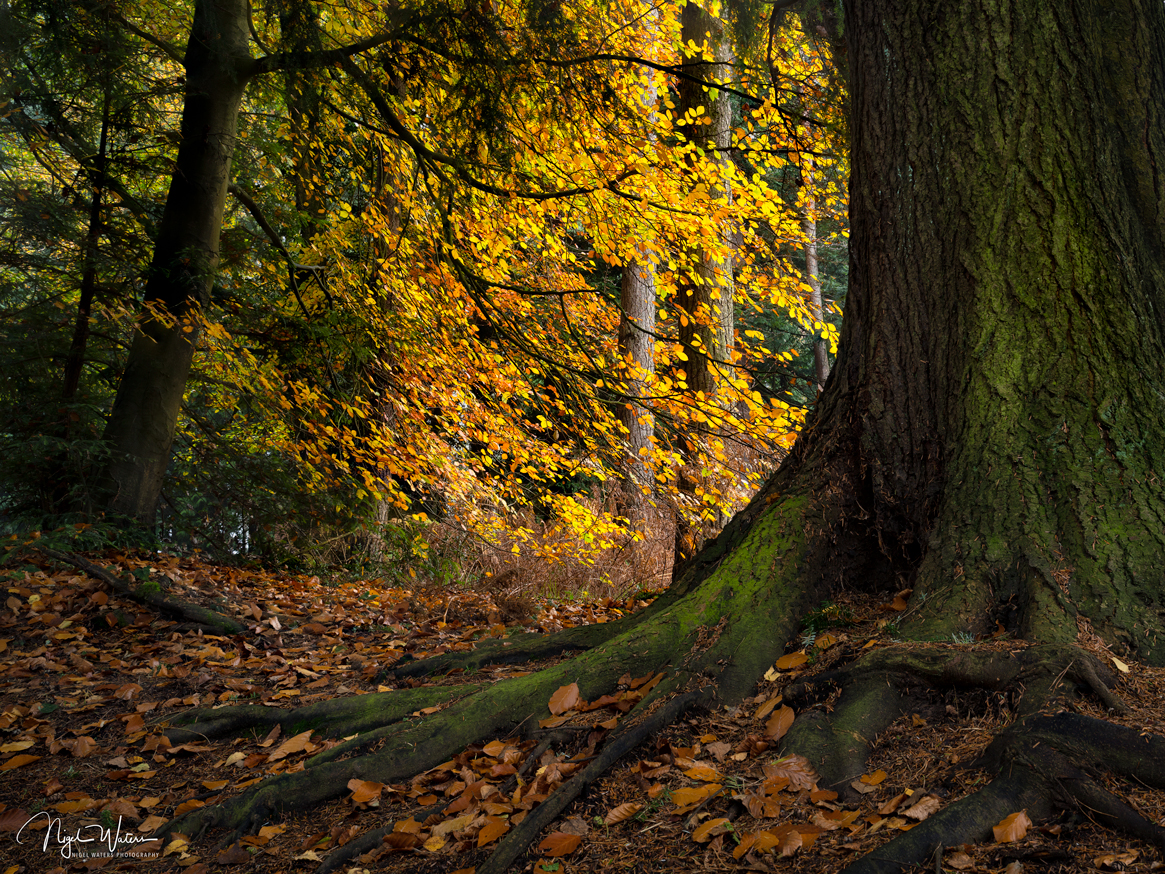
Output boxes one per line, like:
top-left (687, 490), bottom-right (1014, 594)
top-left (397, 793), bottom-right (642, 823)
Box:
top-left (538, 831), bottom-right (582, 856)
top-left (348, 779), bottom-right (385, 804)
top-left (267, 729), bottom-right (314, 762)
top-left (779, 829), bottom-right (803, 857)
top-left (548, 683), bottom-right (581, 716)
top-left (683, 764), bottom-right (722, 782)
top-left (878, 793), bottom-right (907, 814)
top-left (764, 755), bottom-right (817, 790)
top-left (1112, 657), bottom-right (1130, 673)
top-left (993, 810), bottom-right (1032, 843)
top-left (903, 795), bottom-right (941, 821)
top-left (692, 817), bottom-right (730, 842)
top-left (0, 808), bottom-right (30, 832)
top-left (477, 816), bottom-right (509, 846)
top-left (215, 843), bottom-right (251, 864)
top-left (1095, 849), bottom-right (1140, 869)
top-left (775, 652), bottom-right (808, 671)
top-left (603, 802), bottom-right (642, 825)
top-left (0, 754), bottom-right (41, 770)
top-left (946, 849), bottom-right (974, 870)
top-left (765, 706), bottom-right (795, 741)
top-left (860, 769), bottom-right (888, 785)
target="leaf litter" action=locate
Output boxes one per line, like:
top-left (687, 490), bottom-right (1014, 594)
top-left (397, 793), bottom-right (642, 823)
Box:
top-left (2, 552), bottom-right (1165, 873)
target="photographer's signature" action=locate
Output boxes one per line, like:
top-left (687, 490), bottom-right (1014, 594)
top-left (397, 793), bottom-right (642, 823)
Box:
top-left (16, 812), bottom-right (158, 859)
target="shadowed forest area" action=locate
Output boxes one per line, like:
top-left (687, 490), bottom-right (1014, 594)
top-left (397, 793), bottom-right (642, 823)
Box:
top-left (5, 1), bottom-right (1165, 873)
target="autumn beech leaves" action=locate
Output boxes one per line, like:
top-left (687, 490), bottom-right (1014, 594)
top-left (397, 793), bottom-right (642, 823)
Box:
top-left (540, 673), bottom-right (665, 729)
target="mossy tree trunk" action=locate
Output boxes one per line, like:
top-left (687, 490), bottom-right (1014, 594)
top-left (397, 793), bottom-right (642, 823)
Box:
top-left (160, 1), bottom-right (1165, 871)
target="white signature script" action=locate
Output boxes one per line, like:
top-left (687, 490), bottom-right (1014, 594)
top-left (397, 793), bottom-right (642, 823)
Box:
top-left (16, 812), bottom-right (156, 859)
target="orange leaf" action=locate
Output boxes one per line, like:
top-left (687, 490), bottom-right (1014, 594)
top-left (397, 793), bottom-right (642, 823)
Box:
top-left (765, 705), bottom-right (795, 741)
top-left (992, 810), bottom-right (1032, 843)
top-left (775, 652), bottom-right (808, 671)
top-left (477, 816), bottom-right (509, 846)
top-left (548, 683), bottom-right (581, 716)
top-left (860, 769), bottom-right (888, 785)
top-left (670, 785), bottom-right (720, 808)
top-left (683, 764), bottom-right (722, 782)
top-left (603, 802), bottom-right (642, 825)
top-left (348, 779), bottom-right (384, 804)
top-left (692, 817), bottom-right (730, 842)
top-left (268, 730), bottom-right (313, 762)
top-left (538, 832), bottom-right (582, 856)
top-left (1, 754), bottom-right (41, 770)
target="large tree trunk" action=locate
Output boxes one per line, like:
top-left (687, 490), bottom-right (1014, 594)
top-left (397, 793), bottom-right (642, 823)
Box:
top-left (99, 0), bottom-right (251, 523)
top-left (157, 2), bottom-right (1165, 871)
top-left (822, 0), bottom-right (1165, 655)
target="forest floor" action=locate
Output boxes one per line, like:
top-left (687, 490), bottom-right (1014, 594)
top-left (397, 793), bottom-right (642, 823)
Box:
top-left (1, 547), bottom-right (1164, 874)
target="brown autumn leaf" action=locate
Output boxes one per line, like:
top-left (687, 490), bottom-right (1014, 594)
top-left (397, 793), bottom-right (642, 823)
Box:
top-left (477, 816), bottom-right (509, 846)
top-left (538, 831), bottom-right (582, 856)
top-left (0, 807), bottom-right (30, 832)
top-left (706, 741), bottom-right (731, 762)
top-left (765, 705), bottom-right (795, 741)
top-left (114, 682), bottom-right (142, 700)
top-left (946, 850), bottom-right (974, 870)
top-left (0, 754), bottom-right (41, 770)
top-left (764, 755), bottom-right (818, 790)
top-left (482, 739), bottom-right (507, 757)
top-left (860, 769), bottom-right (888, 785)
top-left (348, 779), bottom-right (384, 804)
top-left (878, 792), bottom-right (907, 814)
top-left (64, 736), bottom-right (97, 758)
top-left (267, 729), bottom-right (314, 762)
top-left (1095, 850), bottom-right (1140, 869)
top-left (779, 829), bottom-right (803, 857)
top-left (683, 764), bottom-right (722, 782)
top-left (903, 795), bottom-right (942, 821)
top-left (140, 814), bottom-right (168, 833)
top-left (992, 810), bottom-right (1032, 843)
top-left (692, 817), bottom-right (731, 842)
top-left (548, 682), bottom-right (581, 716)
top-left (670, 785), bottom-right (720, 808)
top-left (215, 843), bottom-right (252, 865)
top-left (775, 652), bottom-right (809, 671)
top-left (603, 802), bottom-right (642, 825)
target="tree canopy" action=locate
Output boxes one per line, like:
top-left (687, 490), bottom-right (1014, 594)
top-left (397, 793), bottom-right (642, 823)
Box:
top-left (0, 0), bottom-right (846, 566)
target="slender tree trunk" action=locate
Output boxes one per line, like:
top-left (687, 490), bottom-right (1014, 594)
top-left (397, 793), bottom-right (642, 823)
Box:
top-left (99, 0), bottom-right (252, 523)
top-left (801, 158), bottom-right (830, 393)
top-left (672, 1), bottom-right (736, 568)
top-left (618, 256), bottom-right (656, 522)
top-left (62, 79), bottom-right (110, 403)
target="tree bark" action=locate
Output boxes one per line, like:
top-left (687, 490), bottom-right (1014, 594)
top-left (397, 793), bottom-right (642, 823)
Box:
top-left (99, 0), bottom-right (252, 523)
top-left (618, 256), bottom-right (656, 518)
top-left (673, 2), bottom-right (736, 567)
top-left (816, 0), bottom-right (1165, 655)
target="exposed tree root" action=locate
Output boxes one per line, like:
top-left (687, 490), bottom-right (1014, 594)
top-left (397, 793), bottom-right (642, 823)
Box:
top-left (38, 547), bottom-right (245, 634)
top-left (157, 491), bottom-right (819, 866)
top-left (167, 683), bottom-right (482, 745)
top-left (785, 643), bottom-right (1125, 794)
top-left (775, 643), bottom-right (1165, 873)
